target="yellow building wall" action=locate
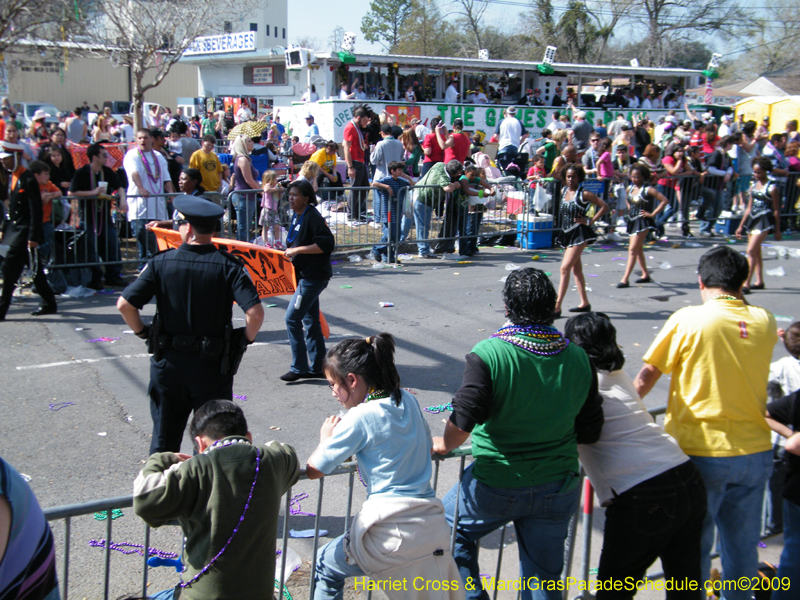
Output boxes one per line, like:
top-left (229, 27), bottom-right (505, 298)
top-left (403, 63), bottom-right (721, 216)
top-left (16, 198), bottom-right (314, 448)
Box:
top-left (6, 50), bottom-right (198, 111)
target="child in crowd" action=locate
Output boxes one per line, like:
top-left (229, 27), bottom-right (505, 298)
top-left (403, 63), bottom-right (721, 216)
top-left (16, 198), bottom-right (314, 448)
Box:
top-left (370, 160), bottom-right (414, 262)
top-left (460, 163), bottom-right (495, 257)
top-left (306, 334), bottom-right (461, 600)
top-left (134, 400), bottom-right (299, 600)
top-left (526, 154), bottom-right (546, 188)
top-left (297, 161), bottom-right (319, 193)
top-left (260, 170), bottom-right (284, 249)
top-left (771, 322), bottom-right (800, 398)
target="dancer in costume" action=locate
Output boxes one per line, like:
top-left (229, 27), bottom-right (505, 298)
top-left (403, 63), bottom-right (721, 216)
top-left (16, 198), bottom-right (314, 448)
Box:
top-left (617, 163), bottom-right (668, 288)
top-left (554, 164), bottom-right (608, 318)
top-left (736, 157), bottom-right (782, 294)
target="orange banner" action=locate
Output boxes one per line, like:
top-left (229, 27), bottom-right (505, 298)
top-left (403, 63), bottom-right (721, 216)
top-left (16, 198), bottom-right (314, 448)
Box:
top-left (152, 227), bottom-right (329, 338)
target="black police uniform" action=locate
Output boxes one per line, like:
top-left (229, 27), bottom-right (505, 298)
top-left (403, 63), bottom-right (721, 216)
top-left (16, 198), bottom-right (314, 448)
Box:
top-left (121, 196), bottom-right (260, 453)
top-left (0, 167), bottom-right (57, 320)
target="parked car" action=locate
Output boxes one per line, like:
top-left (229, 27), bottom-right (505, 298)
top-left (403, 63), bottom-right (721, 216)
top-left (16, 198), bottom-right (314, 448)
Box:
top-left (12, 102), bottom-right (61, 131)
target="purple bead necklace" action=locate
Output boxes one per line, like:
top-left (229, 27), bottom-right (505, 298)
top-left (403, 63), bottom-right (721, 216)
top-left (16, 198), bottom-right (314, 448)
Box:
top-left (179, 438), bottom-right (261, 589)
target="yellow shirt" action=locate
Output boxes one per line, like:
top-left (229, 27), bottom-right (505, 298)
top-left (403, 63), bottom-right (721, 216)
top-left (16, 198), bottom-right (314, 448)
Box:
top-left (643, 298), bottom-right (777, 457)
top-left (310, 148), bottom-right (337, 174)
top-left (189, 149), bottom-right (223, 193)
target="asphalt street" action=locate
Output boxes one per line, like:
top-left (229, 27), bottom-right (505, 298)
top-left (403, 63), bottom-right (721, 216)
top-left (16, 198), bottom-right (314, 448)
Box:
top-left (2, 232), bottom-right (798, 598)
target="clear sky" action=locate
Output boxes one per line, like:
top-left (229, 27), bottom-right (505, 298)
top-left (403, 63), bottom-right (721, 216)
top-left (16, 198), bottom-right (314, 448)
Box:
top-left (287, 0), bottom-right (519, 55)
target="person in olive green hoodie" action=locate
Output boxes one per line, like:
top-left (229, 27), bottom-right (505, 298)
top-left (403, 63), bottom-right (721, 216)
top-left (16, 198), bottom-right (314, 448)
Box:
top-left (134, 400), bottom-right (299, 600)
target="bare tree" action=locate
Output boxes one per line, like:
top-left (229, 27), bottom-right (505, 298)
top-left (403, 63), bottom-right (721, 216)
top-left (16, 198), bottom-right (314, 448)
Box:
top-left (448, 0), bottom-right (489, 53)
top-left (631, 0), bottom-right (742, 66)
top-left (733, 0), bottom-right (800, 77)
top-left (0, 0), bottom-right (81, 55)
top-left (328, 26), bottom-right (345, 52)
top-left (80, 0), bottom-right (253, 129)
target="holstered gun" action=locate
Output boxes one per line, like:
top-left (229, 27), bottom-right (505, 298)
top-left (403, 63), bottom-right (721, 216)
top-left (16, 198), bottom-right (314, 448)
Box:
top-left (148, 312), bottom-right (165, 361)
top-left (221, 325), bottom-right (250, 376)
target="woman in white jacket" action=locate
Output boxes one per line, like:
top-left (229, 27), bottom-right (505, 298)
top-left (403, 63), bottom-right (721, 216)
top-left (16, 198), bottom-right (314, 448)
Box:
top-left (307, 333), bottom-right (462, 600)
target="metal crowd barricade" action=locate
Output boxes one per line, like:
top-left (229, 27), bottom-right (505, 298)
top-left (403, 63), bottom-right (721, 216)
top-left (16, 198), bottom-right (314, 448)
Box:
top-left (46, 192), bottom-right (183, 274)
top-left (42, 400), bottom-right (784, 600)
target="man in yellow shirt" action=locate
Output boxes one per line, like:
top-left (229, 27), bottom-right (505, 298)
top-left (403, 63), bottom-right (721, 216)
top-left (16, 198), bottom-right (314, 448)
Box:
top-left (310, 140), bottom-right (343, 201)
top-left (189, 135), bottom-right (229, 193)
top-left (635, 245), bottom-right (777, 600)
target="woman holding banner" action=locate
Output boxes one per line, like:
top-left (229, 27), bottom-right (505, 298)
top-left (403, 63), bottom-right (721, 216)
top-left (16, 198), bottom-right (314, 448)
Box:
top-left (280, 180), bottom-right (335, 382)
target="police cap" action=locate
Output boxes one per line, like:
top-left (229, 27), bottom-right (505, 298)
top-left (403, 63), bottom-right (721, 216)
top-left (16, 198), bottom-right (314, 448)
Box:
top-left (173, 194), bottom-right (224, 229)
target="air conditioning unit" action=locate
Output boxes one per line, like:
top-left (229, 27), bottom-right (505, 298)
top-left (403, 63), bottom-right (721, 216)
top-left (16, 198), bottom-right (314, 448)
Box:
top-left (285, 46), bottom-right (309, 70)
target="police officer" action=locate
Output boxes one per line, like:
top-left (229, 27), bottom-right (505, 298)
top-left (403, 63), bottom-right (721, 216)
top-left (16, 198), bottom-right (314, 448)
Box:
top-left (117, 195), bottom-right (264, 454)
top-left (0, 148), bottom-right (58, 321)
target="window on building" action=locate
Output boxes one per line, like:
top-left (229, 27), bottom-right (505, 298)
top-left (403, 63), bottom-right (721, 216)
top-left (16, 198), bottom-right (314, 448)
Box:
top-left (265, 25), bottom-right (270, 36)
top-left (224, 21), bottom-right (232, 33)
top-left (250, 23), bottom-right (257, 32)
top-left (282, 28), bottom-right (286, 39)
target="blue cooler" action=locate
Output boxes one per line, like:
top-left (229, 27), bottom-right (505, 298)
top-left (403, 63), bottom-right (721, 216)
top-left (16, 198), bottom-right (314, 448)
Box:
top-left (516, 215), bottom-right (553, 249)
top-left (714, 215), bottom-right (742, 236)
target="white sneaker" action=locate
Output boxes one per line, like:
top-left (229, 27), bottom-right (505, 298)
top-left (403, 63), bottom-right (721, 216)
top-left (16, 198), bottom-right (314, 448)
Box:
top-left (607, 232), bottom-right (624, 242)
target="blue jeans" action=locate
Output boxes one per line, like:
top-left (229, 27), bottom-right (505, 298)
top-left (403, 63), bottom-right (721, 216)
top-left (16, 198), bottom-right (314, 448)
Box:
top-left (414, 201), bottom-right (434, 255)
top-left (443, 463), bottom-right (580, 600)
top-left (372, 217), bottom-right (402, 261)
top-left (690, 451), bottom-right (772, 600)
top-left (285, 277), bottom-right (329, 375)
top-left (233, 194), bottom-right (258, 242)
top-left (698, 186), bottom-right (725, 234)
top-left (313, 533), bottom-right (366, 600)
top-left (773, 498), bottom-right (800, 600)
top-left (463, 212), bottom-right (483, 256)
top-left (420, 161), bottom-right (437, 178)
top-left (82, 216), bottom-right (122, 280)
top-left (130, 219), bottom-right (156, 268)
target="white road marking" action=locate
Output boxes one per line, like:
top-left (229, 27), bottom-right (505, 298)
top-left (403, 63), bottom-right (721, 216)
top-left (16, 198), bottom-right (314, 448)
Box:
top-left (15, 334), bottom-right (351, 370)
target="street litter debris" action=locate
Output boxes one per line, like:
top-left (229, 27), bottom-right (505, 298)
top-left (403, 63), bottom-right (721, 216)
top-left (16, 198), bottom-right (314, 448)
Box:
top-left (123, 330), bottom-right (134, 334)
top-left (20, 473), bottom-right (32, 482)
top-left (659, 262), bottom-right (672, 269)
top-left (75, 327), bottom-right (87, 331)
top-left (378, 302), bottom-right (394, 307)
top-left (457, 261), bottom-right (473, 264)
top-left (289, 493), bottom-right (315, 517)
top-left (339, 285), bottom-right (352, 289)
top-left (94, 509), bottom-right (124, 521)
top-left (89, 539), bottom-right (178, 559)
top-left (290, 529), bottom-right (327, 538)
top-left (775, 315), bottom-right (795, 322)
top-left (612, 257), bottom-right (626, 261)
top-left (424, 403), bottom-right (453, 414)
top-left (233, 394), bottom-right (247, 401)
top-left (98, 432), bottom-right (107, 437)
top-left (270, 426), bottom-right (281, 430)
top-left (544, 272), bottom-right (552, 277)
top-left (49, 402), bottom-right (75, 411)
top-left (767, 266), bottom-right (786, 277)
top-left (86, 337), bottom-right (120, 343)
top-left (348, 255), bottom-right (363, 262)
top-left (531, 255), bottom-right (540, 261)
top-left (505, 263), bottom-right (519, 271)
top-left (264, 304), bottom-right (278, 308)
